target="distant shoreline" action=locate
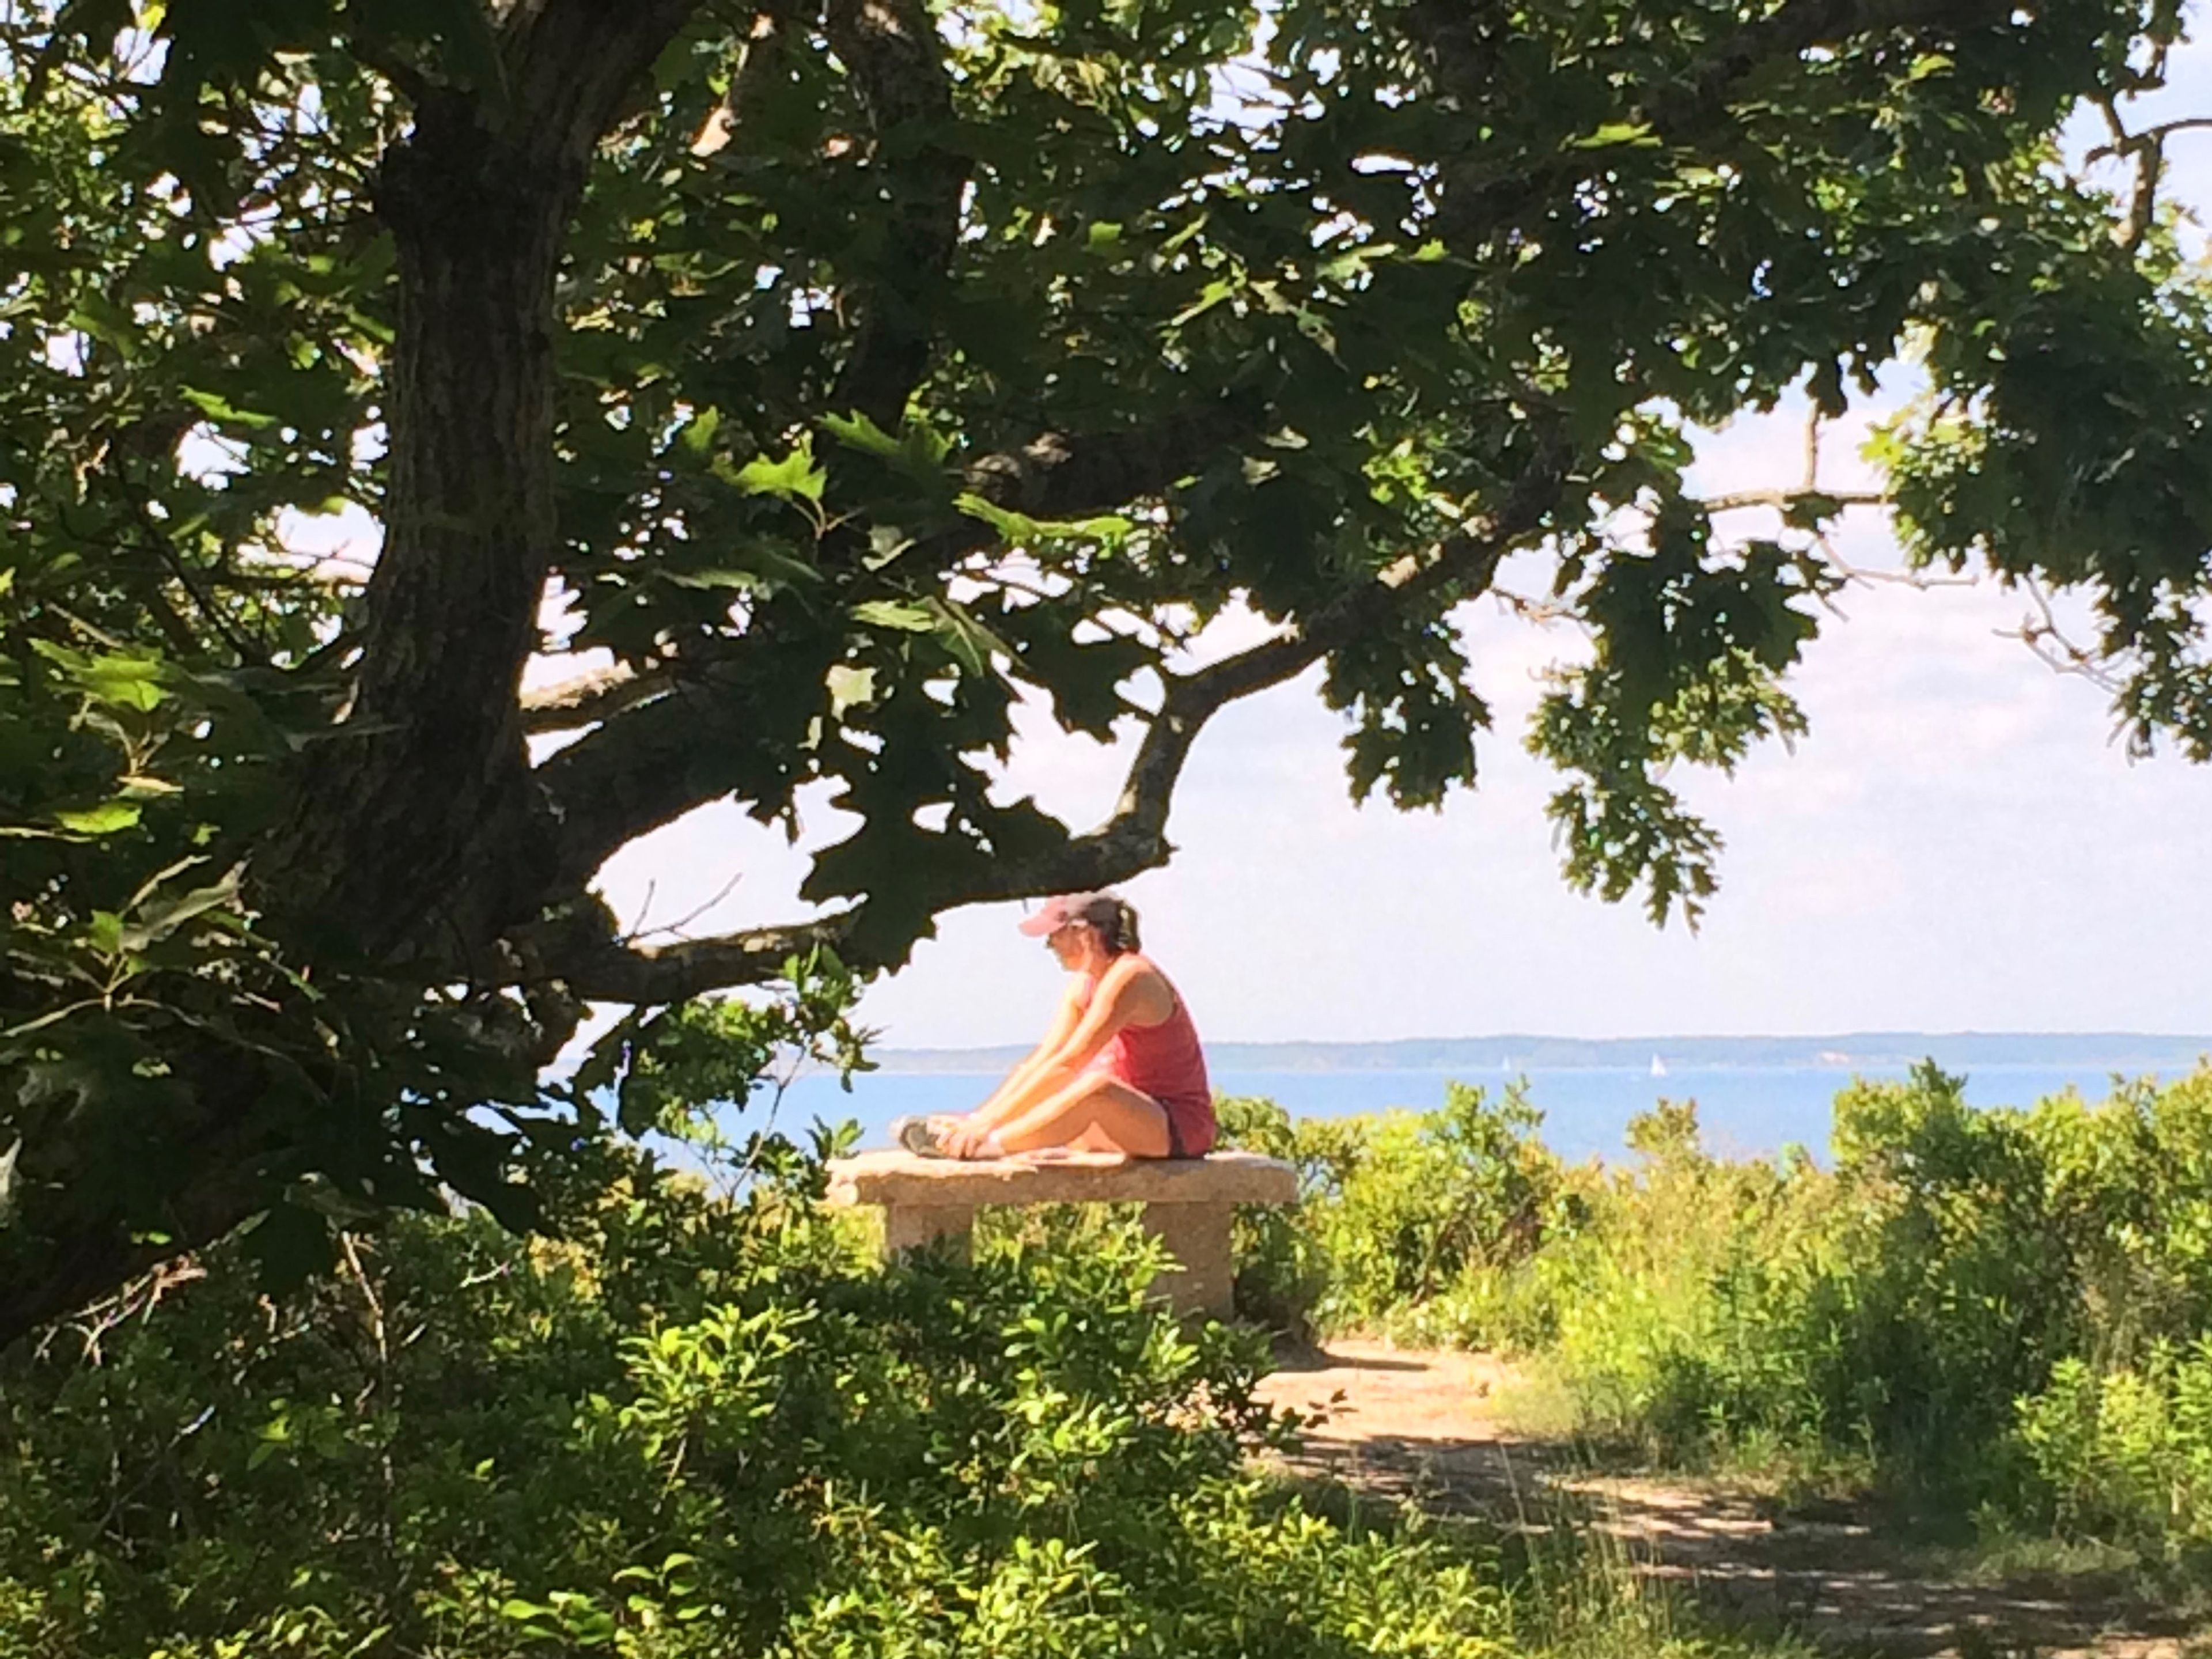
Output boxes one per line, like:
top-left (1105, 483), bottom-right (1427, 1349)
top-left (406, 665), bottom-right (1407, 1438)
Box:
top-left (863, 1032), bottom-right (2212, 1077)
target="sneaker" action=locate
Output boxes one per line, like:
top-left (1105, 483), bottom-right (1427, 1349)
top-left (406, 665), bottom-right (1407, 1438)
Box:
top-left (891, 1114), bottom-right (949, 1157)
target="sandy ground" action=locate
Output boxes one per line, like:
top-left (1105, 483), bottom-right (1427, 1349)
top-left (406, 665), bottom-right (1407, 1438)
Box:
top-left (1255, 1339), bottom-right (2202, 1659)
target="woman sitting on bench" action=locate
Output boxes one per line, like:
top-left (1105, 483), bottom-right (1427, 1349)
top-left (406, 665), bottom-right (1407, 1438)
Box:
top-left (893, 892), bottom-right (1215, 1161)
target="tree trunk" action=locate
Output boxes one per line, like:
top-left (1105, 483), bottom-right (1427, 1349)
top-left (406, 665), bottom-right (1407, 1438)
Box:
top-left (1, 112), bottom-right (585, 1358)
top-left (1, 2), bottom-right (724, 1358)
top-left (263, 96), bottom-right (574, 964)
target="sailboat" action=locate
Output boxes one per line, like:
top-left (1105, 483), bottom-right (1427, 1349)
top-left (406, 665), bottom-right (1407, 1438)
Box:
top-left (1649, 1054), bottom-right (1668, 1079)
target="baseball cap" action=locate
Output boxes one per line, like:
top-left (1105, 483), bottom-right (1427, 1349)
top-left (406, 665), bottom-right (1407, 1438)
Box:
top-left (1017, 892), bottom-right (1119, 937)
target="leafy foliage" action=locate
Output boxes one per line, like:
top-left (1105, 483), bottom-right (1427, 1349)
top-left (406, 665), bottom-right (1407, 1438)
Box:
top-left (0, 1130), bottom-right (1540, 1658)
top-left (1220, 1086), bottom-right (1565, 1337)
top-left (1225, 1064), bottom-right (2212, 1570)
top-left (2017, 1342), bottom-right (2212, 1567)
top-left (5, 0), bottom-right (2212, 1335)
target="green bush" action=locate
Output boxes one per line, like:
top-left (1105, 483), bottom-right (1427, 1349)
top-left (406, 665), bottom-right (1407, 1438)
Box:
top-left (0, 1135), bottom-right (1526, 1659)
top-left (1225, 1062), bottom-right (2212, 1566)
top-left (2014, 1342), bottom-right (2212, 1566)
top-left (1214, 1095), bottom-right (1335, 1338)
top-left (1218, 1084), bottom-right (1568, 1344)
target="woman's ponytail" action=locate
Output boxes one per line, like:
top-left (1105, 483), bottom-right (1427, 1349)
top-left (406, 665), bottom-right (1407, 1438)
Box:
top-left (1109, 899), bottom-right (1142, 955)
top-left (1075, 892), bottom-right (1142, 955)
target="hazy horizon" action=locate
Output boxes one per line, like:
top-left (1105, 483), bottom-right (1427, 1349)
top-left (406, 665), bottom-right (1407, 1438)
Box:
top-left (874, 1027), bottom-right (2212, 1050)
top-left (865, 1029), bottom-right (2212, 1063)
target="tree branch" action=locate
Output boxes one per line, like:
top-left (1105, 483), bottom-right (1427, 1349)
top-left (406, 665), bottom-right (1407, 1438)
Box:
top-left (520, 662), bottom-right (670, 733)
top-left (524, 428), bottom-right (1574, 1001)
top-left (531, 396), bottom-right (1269, 888)
top-left (2086, 112), bottom-right (2212, 161)
top-left (1048, 422), bottom-right (1574, 879)
top-left (497, 0), bottom-right (714, 173)
top-left (2088, 98), bottom-right (2209, 252)
top-left (1702, 486), bottom-right (1887, 513)
top-left (959, 396), bottom-right (1267, 520)
top-left (527, 913), bottom-right (861, 1001)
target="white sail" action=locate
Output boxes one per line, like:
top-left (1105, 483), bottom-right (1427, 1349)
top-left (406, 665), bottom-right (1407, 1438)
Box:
top-left (1650, 1054), bottom-right (1667, 1078)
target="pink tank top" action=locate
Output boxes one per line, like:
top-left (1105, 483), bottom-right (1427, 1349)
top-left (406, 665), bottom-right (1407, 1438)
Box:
top-left (1078, 956), bottom-right (1215, 1157)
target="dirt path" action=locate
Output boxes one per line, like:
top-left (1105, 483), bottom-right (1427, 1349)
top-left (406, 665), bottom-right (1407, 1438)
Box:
top-left (1256, 1340), bottom-right (2199, 1659)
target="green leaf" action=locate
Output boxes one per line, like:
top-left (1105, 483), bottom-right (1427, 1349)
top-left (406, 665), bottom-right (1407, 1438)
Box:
top-left (823, 411), bottom-right (956, 483)
top-left (825, 664), bottom-right (876, 716)
top-left (31, 641), bottom-right (169, 711)
top-left (84, 659), bottom-right (168, 712)
top-left (55, 801), bottom-right (143, 836)
top-left (65, 289), bottom-right (135, 350)
top-left (955, 493), bottom-right (1133, 547)
top-left (926, 597), bottom-right (1012, 679)
top-left (666, 541), bottom-right (822, 591)
top-left (1171, 275), bottom-right (1240, 327)
top-left (180, 386), bottom-right (283, 431)
top-left (732, 439), bottom-right (826, 505)
top-left (1569, 122), bottom-right (1661, 150)
top-left (119, 869), bottom-right (243, 952)
top-left (678, 406), bottom-right (722, 455)
top-left (820, 410), bottom-right (903, 460)
top-left (852, 600), bottom-right (935, 631)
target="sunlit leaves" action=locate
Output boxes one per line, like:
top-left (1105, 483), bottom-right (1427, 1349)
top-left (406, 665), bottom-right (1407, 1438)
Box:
top-left (732, 439), bottom-right (829, 510)
top-left (1874, 216), bottom-right (2212, 760)
top-left (566, 950), bottom-right (874, 1144)
top-left (1527, 507), bottom-right (1834, 924)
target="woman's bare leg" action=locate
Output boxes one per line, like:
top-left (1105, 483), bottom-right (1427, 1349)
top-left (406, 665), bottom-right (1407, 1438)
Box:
top-left (987, 1073), bottom-right (1171, 1158)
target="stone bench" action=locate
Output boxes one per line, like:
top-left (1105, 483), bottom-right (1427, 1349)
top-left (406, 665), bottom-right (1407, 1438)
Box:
top-left (825, 1149), bottom-right (1298, 1319)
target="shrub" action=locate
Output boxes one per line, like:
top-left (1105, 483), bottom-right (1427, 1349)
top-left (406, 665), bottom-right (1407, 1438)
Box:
top-left (2014, 1342), bottom-right (2212, 1566)
top-left (1226, 1060), bottom-right (2212, 1558)
top-left (1218, 1084), bottom-right (1567, 1343)
top-left (0, 1136), bottom-right (1522, 1658)
top-left (1215, 1094), bottom-right (1335, 1338)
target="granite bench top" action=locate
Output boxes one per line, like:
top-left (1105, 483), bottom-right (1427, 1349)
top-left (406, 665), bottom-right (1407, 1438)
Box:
top-left (825, 1148), bottom-right (1298, 1208)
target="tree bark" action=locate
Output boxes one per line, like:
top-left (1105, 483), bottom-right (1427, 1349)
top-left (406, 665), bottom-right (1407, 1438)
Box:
top-left (270, 95), bottom-right (570, 963)
top-left (260, 1), bottom-right (711, 964)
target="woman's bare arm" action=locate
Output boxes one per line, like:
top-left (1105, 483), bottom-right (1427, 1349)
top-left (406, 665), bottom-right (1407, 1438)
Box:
top-left (963, 981), bottom-right (1088, 1130)
top-left (946, 964), bottom-right (1160, 1153)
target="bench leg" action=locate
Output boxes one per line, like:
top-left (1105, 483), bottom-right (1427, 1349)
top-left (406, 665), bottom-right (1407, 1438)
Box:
top-left (882, 1205), bottom-right (975, 1263)
top-left (1141, 1203), bottom-right (1234, 1319)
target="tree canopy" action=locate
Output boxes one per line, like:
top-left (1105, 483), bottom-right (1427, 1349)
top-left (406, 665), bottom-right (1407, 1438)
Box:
top-left (2, 0), bottom-right (2208, 1343)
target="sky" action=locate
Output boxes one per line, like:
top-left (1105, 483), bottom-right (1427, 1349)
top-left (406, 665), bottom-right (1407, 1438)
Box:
top-left (328, 23), bottom-right (2212, 1051)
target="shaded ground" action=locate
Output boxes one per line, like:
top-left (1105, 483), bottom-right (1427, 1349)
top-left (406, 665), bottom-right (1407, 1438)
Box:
top-left (1256, 1340), bottom-right (2201, 1659)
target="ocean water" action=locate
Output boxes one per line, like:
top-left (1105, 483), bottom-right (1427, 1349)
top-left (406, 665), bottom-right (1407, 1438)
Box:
top-left (749, 1061), bottom-right (2153, 1164)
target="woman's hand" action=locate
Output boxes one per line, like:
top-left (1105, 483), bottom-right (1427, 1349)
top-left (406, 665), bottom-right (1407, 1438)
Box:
top-left (940, 1115), bottom-right (994, 1160)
